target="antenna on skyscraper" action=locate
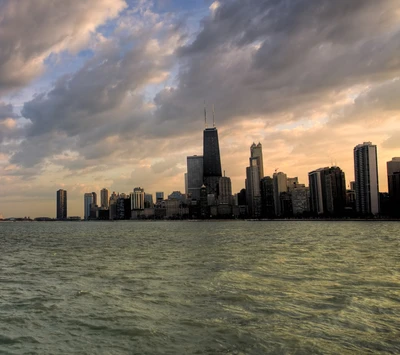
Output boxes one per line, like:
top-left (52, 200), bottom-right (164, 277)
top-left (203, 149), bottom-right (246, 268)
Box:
top-left (212, 104), bottom-right (215, 128)
top-left (204, 100), bottom-right (207, 128)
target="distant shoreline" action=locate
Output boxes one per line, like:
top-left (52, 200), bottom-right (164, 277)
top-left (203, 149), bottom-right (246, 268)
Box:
top-left (1, 218), bottom-right (400, 222)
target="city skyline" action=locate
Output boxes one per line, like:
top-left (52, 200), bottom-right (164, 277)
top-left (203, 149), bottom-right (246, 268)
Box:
top-left (1, 0), bottom-right (400, 217)
top-left (3, 135), bottom-right (400, 219)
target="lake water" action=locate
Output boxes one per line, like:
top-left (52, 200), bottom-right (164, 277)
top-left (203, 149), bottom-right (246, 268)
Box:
top-left (0, 221), bottom-right (399, 354)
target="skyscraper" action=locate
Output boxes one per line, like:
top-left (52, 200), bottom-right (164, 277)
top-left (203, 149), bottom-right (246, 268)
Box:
top-left (156, 192), bottom-right (164, 202)
top-left (387, 157), bottom-right (400, 176)
top-left (309, 169), bottom-right (325, 215)
top-left (92, 192), bottom-right (97, 208)
top-left (84, 193), bottom-right (93, 220)
top-left (387, 157), bottom-right (400, 216)
top-left (273, 172), bottom-right (287, 216)
top-left (217, 176), bottom-right (232, 205)
top-left (246, 157), bottom-right (261, 218)
top-left (101, 188), bottom-right (109, 208)
top-left (109, 192), bottom-right (118, 220)
top-left (56, 189), bottom-right (67, 219)
top-left (144, 193), bottom-right (154, 208)
top-left (187, 155), bottom-right (204, 200)
top-left (131, 187), bottom-right (145, 210)
top-left (203, 126), bottom-right (222, 195)
top-left (250, 142), bottom-right (264, 180)
top-left (260, 176), bottom-right (274, 218)
top-left (308, 166), bottom-right (346, 216)
top-left (354, 142), bottom-right (379, 215)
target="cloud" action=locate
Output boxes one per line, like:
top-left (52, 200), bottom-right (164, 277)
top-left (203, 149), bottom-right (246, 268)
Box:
top-left (155, 0), bottom-right (400, 127)
top-left (0, 102), bottom-right (17, 120)
top-left (0, 102), bottom-right (25, 145)
top-left (2, 0), bottom-right (400, 217)
top-left (5, 8), bottom-right (182, 176)
top-left (382, 131), bottom-right (400, 149)
top-left (0, 0), bottom-right (127, 93)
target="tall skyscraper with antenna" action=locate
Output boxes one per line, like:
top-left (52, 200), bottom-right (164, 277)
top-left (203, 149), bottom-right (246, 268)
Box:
top-left (203, 104), bottom-right (222, 195)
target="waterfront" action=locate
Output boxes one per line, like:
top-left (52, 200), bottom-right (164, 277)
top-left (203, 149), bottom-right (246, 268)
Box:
top-left (0, 221), bottom-right (399, 354)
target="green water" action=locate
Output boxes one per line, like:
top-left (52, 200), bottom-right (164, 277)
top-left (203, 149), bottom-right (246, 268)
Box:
top-left (0, 221), bottom-right (399, 354)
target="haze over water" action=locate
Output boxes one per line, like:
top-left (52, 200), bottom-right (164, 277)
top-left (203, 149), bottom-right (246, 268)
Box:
top-left (1, 221), bottom-right (399, 354)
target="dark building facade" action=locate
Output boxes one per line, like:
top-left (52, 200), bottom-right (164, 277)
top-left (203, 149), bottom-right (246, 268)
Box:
top-left (56, 189), bottom-right (67, 219)
top-left (388, 172), bottom-right (400, 216)
top-left (260, 176), bottom-right (275, 218)
top-left (199, 185), bottom-right (209, 218)
top-left (187, 155), bottom-right (204, 200)
top-left (329, 167), bottom-right (347, 216)
top-left (238, 188), bottom-right (247, 206)
top-left (116, 197), bottom-right (131, 220)
top-left (203, 127), bottom-right (222, 195)
top-left (387, 158), bottom-right (400, 217)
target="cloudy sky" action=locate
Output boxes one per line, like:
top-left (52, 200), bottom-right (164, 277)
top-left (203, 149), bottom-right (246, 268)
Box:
top-left (1, 0), bottom-right (400, 218)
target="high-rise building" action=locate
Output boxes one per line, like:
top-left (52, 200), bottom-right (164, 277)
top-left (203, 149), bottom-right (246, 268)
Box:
top-left (84, 193), bottom-right (93, 220)
top-left (184, 173), bottom-right (188, 195)
top-left (308, 166), bottom-right (346, 216)
top-left (238, 188), bottom-right (247, 206)
top-left (387, 157), bottom-right (400, 216)
top-left (308, 169), bottom-right (325, 215)
top-left (287, 177), bottom-right (299, 191)
top-left (144, 193), bottom-right (154, 208)
top-left (217, 176), bottom-right (232, 205)
top-left (291, 186), bottom-right (310, 216)
top-left (250, 142), bottom-right (264, 180)
top-left (203, 126), bottom-right (222, 195)
top-left (168, 191), bottom-right (185, 201)
top-left (199, 185), bottom-right (208, 218)
top-left (56, 189), bottom-right (67, 219)
top-left (260, 176), bottom-right (274, 218)
top-left (100, 188), bottom-right (109, 208)
top-left (387, 157), bottom-right (400, 176)
top-left (109, 192), bottom-right (118, 220)
top-left (156, 192), bottom-right (164, 201)
top-left (354, 142), bottom-right (379, 215)
top-left (187, 155), bottom-right (204, 200)
top-left (273, 172), bottom-right (287, 216)
top-left (91, 192), bottom-right (97, 207)
top-left (131, 187), bottom-right (145, 210)
top-left (329, 167), bottom-right (347, 215)
top-left (246, 157), bottom-right (261, 218)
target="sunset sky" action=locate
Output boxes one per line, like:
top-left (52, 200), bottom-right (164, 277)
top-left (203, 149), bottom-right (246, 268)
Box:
top-left (1, 0), bottom-right (400, 218)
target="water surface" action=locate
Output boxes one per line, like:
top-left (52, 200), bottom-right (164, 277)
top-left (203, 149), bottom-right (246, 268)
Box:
top-left (0, 221), bottom-right (399, 354)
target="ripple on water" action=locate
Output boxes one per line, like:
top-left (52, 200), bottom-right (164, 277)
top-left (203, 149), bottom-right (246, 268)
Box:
top-left (0, 220), bottom-right (399, 355)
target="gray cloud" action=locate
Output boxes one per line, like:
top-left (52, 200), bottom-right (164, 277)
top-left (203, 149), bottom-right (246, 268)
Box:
top-left (10, 9), bottom-right (184, 171)
top-left (0, 102), bottom-right (17, 120)
top-left (0, 0), bottom-right (127, 93)
top-left (2, 0), bottom-right (400, 199)
top-left (0, 102), bottom-right (25, 145)
top-left (382, 131), bottom-right (400, 149)
top-left (155, 0), bottom-right (400, 126)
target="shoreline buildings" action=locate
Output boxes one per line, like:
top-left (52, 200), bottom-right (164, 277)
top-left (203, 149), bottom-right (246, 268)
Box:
top-left (387, 157), bottom-right (400, 217)
top-left (65, 126), bottom-right (395, 220)
top-left (354, 142), bottom-right (379, 215)
top-left (56, 189), bottom-right (67, 220)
